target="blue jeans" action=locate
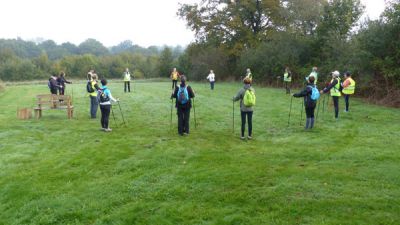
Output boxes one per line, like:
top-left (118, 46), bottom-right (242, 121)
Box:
top-left (210, 81), bottom-right (215, 90)
top-left (90, 96), bottom-right (98, 118)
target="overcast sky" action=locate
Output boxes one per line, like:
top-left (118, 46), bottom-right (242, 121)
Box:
top-left (0, 0), bottom-right (386, 47)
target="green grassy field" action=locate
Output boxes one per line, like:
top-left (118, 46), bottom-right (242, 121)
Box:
top-left (0, 81), bottom-right (399, 225)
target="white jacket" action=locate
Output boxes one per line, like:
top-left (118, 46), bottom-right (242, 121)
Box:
top-left (207, 73), bottom-right (215, 82)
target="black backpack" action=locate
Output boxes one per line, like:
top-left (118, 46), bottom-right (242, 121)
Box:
top-left (87, 81), bottom-right (95, 93)
top-left (98, 88), bottom-right (110, 103)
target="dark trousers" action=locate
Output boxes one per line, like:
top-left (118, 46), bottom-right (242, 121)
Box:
top-left (344, 94), bottom-right (350, 111)
top-left (172, 80), bottom-right (177, 90)
top-left (90, 96), bottom-right (98, 118)
top-left (100, 104), bottom-right (111, 128)
top-left (305, 106), bottom-right (316, 129)
top-left (210, 81), bottom-right (215, 90)
top-left (305, 106), bottom-right (316, 118)
top-left (124, 81), bottom-right (130, 92)
top-left (177, 107), bottom-right (190, 135)
top-left (284, 82), bottom-right (291, 94)
top-left (332, 96), bottom-right (339, 118)
top-left (59, 87), bottom-right (65, 95)
top-left (50, 88), bottom-right (58, 95)
top-left (241, 111), bottom-right (253, 137)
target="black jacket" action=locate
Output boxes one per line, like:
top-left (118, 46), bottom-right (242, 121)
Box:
top-left (171, 84), bottom-right (195, 109)
top-left (323, 78), bottom-right (339, 93)
top-left (57, 76), bottom-right (71, 87)
top-left (293, 83), bottom-right (317, 108)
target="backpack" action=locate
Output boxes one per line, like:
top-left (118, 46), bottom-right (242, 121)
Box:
top-left (98, 88), bottom-right (110, 103)
top-left (243, 89), bottom-right (256, 107)
top-left (177, 86), bottom-right (189, 104)
top-left (308, 85), bottom-right (320, 101)
top-left (87, 81), bottom-right (95, 93)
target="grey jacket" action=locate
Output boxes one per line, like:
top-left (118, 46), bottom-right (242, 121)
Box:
top-left (233, 84), bottom-right (254, 112)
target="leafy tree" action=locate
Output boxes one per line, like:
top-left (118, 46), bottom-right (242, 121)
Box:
top-left (158, 47), bottom-right (174, 77)
top-left (78, 39), bottom-right (109, 56)
top-left (178, 0), bottom-right (283, 54)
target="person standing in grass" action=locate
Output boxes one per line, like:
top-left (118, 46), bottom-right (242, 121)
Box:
top-left (98, 79), bottom-right (118, 132)
top-left (87, 72), bottom-right (100, 119)
top-left (206, 70), bottom-right (216, 90)
top-left (170, 68), bottom-right (180, 90)
top-left (233, 77), bottom-right (255, 140)
top-left (48, 75), bottom-right (60, 95)
top-left (341, 71), bottom-right (356, 112)
top-left (283, 66), bottom-right (292, 94)
top-left (171, 75), bottom-right (195, 136)
top-left (123, 68), bottom-right (131, 93)
top-left (320, 71), bottom-right (341, 120)
top-left (57, 71), bottom-right (72, 95)
top-left (293, 76), bottom-right (317, 129)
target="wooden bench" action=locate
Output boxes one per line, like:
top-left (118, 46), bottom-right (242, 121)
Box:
top-left (34, 94), bottom-right (74, 119)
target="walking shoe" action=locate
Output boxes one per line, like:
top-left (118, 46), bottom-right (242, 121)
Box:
top-left (100, 128), bottom-right (106, 131)
top-left (240, 136), bottom-right (245, 140)
top-left (247, 136), bottom-right (252, 140)
top-left (105, 128), bottom-right (112, 132)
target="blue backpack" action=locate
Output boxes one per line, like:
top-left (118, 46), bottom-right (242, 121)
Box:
top-left (177, 86), bottom-right (189, 104)
top-left (308, 85), bottom-right (320, 101)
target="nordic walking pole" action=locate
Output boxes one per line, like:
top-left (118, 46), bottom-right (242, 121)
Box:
top-left (299, 99), bottom-right (304, 126)
top-left (193, 98), bottom-right (197, 128)
top-left (288, 96), bottom-right (293, 127)
top-left (232, 99), bottom-right (235, 133)
top-left (117, 101), bottom-right (126, 126)
top-left (111, 105), bottom-right (118, 128)
top-left (326, 95), bottom-right (330, 119)
top-left (316, 97), bottom-right (321, 122)
top-left (170, 98), bottom-right (173, 129)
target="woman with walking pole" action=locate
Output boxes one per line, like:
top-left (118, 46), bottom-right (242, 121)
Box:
top-left (98, 79), bottom-right (119, 132)
top-left (171, 75), bottom-right (195, 136)
top-left (293, 76), bottom-right (318, 130)
top-left (233, 77), bottom-right (255, 140)
top-left (320, 71), bottom-right (341, 120)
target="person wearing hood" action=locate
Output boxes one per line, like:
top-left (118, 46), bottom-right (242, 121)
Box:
top-left (233, 77), bottom-right (255, 140)
top-left (293, 76), bottom-right (317, 129)
top-left (171, 75), bottom-right (195, 136)
top-left (320, 70), bottom-right (341, 119)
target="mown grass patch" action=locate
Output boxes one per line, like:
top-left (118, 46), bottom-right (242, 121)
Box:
top-left (0, 81), bottom-right (399, 224)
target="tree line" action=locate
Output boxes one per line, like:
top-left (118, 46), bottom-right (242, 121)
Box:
top-left (177, 0), bottom-right (400, 106)
top-left (0, 38), bottom-right (183, 81)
